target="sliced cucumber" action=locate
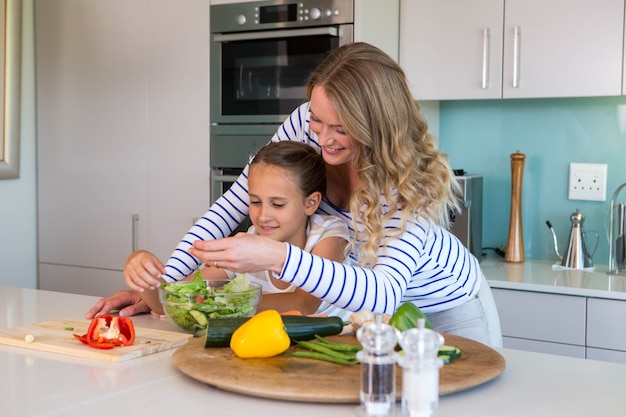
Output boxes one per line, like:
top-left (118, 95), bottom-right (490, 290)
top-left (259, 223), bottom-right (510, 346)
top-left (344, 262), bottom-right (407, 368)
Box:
top-left (439, 354), bottom-right (451, 365)
top-left (438, 345), bottom-right (462, 363)
top-left (189, 309), bottom-right (208, 327)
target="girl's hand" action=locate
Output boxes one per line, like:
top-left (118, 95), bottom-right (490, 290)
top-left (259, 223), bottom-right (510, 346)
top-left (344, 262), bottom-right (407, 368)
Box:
top-left (189, 233), bottom-right (287, 275)
top-left (123, 250), bottom-right (166, 292)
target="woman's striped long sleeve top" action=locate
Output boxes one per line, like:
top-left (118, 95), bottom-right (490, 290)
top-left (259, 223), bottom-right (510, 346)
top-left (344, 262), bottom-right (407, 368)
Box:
top-left (163, 102), bottom-right (482, 314)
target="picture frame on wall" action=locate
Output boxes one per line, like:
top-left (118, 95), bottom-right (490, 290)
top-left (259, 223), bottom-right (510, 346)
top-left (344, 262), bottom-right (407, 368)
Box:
top-left (0, 0), bottom-right (21, 180)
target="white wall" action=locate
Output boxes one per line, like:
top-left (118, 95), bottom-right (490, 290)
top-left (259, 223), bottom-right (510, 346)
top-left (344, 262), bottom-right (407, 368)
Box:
top-left (0, 0), bottom-right (36, 288)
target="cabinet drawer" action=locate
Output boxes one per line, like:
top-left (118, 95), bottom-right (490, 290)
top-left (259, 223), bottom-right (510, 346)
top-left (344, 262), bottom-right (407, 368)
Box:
top-left (586, 347), bottom-right (626, 364)
top-left (39, 263), bottom-right (125, 298)
top-left (587, 298), bottom-right (626, 351)
top-left (503, 337), bottom-right (585, 358)
top-left (492, 288), bottom-right (586, 345)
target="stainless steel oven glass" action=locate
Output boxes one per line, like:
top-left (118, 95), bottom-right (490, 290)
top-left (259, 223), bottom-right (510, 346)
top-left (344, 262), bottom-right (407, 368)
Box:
top-left (210, 0), bottom-right (354, 126)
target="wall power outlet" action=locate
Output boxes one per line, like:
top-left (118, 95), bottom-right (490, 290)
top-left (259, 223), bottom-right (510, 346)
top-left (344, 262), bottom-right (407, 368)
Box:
top-left (568, 162), bottom-right (608, 201)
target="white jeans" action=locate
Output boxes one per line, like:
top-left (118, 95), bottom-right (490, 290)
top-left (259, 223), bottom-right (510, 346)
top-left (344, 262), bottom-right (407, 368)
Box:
top-left (426, 274), bottom-right (503, 348)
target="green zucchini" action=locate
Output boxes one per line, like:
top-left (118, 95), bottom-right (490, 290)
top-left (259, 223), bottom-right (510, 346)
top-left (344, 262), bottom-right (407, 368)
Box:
top-left (204, 315), bottom-right (345, 348)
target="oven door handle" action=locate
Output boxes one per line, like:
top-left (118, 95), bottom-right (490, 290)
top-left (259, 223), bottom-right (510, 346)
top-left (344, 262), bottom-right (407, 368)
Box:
top-left (214, 27), bottom-right (339, 43)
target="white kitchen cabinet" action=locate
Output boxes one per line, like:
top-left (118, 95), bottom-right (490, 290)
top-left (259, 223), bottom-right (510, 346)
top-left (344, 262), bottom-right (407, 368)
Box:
top-left (586, 296), bottom-right (626, 364)
top-left (586, 347), bottom-right (626, 364)
top-left (587, 298), bottom-right (626, 351)
top-left (492, 288), bottom-right (587, 357)
top-left (401, 0), bottom-right (624, 100)
top-left (400, 0), bottom-right (504, 100)
top-left (36, 0), bottom-right (210, 297)
top-left (501, 0), bottom-right (623, 98)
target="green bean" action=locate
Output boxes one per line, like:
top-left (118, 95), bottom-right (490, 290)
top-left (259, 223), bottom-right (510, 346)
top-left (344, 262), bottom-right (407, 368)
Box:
top-left (296, 340), bottom-right (358, 361)
top-left (291, 350), bottom-right (359, 366)
top-left (313, 334), bottom-right (362, 352)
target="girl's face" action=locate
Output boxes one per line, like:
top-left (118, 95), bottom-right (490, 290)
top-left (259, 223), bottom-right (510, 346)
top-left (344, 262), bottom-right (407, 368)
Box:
top-left (309, 86), bottom-right (357, 167)
top-left (248, 163), bottom-right (320, 247)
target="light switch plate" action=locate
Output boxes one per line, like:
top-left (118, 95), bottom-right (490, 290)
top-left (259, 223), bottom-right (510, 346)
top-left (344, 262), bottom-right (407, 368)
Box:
top-left (568, 162), bottom-right (608, 201)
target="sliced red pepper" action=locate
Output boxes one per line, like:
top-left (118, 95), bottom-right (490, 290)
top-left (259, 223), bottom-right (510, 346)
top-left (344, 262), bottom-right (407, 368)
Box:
top-left (74, 315), bottom-right (135, 349)
top-left (73, 333), bottom-right (88, 344)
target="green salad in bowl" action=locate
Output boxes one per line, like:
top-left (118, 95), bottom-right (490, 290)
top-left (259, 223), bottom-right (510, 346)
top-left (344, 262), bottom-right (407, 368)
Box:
top-left (159, 272), bottom-right (261, 337)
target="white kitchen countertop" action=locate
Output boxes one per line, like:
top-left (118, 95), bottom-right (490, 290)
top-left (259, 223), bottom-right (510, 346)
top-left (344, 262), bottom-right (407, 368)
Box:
top-left (2, 285), bottom-right (626, 417)
top-left (482, 256), bottom-right (626, 300)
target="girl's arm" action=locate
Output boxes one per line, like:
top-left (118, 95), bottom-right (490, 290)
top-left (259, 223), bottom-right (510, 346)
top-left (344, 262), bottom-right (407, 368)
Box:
top-left (261, 235), bottom-right (348, 315)
top-left (140, 284), bottom-right (165, 315)
top-left (199, 265), bottom-right (230, 282)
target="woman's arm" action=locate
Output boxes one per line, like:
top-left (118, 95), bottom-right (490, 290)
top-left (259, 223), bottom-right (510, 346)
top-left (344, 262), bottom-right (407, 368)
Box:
top-left (192, 216), bottom-right (478, 315)
top-left (279, 220), bottom-right (482, 315)
top-left (162, 103), bottom-right (315, 283)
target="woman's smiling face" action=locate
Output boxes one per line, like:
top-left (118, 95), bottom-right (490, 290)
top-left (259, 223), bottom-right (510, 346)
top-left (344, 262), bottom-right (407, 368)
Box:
top-left (309, 86), bottom-right (357, 167)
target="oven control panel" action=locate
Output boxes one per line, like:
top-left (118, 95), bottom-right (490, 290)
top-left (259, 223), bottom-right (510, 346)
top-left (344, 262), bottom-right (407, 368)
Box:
top-left (211, 0), bottom-right (354, 33)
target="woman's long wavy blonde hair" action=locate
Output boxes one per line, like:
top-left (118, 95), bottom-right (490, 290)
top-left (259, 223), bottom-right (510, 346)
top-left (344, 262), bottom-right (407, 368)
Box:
top-left (306, 42), bottom-right (461, 267)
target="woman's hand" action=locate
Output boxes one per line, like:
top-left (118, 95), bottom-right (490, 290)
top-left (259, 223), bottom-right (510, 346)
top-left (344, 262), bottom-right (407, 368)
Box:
top-left (85, 289), bottom-right (150, 318)
top-left (124, 250), bottom-right (166, 292)
top-left (189, 233), bottom-right (287, 274)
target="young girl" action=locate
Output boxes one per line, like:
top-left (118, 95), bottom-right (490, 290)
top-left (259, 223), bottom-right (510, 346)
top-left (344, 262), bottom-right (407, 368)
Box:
top-left (138, 141), bottom-right (350, 318)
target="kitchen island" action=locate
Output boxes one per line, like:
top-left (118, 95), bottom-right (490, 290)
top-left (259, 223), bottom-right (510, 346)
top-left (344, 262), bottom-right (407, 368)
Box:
top-left (2, 284), bottom-right (626, 417)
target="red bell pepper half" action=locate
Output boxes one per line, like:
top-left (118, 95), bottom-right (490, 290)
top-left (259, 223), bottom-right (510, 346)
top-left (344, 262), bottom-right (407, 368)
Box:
top-left (74, 315), bottom-right (136, 350)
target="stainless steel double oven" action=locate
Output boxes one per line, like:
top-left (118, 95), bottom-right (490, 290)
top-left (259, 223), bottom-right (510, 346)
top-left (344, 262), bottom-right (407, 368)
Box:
top-left (209, 0), bottom-right (354, 203)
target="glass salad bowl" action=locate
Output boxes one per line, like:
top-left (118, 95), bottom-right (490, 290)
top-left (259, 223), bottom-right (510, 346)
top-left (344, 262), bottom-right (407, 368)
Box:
top-left (159, 274), bottom-right (262, 337)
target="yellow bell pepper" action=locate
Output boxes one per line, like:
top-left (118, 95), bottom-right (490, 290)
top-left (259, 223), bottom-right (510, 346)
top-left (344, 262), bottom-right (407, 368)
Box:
top-left (230, 310), bottom-right (291, 358)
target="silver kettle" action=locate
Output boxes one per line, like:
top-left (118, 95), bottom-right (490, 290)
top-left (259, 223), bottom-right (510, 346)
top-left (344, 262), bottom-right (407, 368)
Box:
top-left (546, 209), bottom-right (599, 269)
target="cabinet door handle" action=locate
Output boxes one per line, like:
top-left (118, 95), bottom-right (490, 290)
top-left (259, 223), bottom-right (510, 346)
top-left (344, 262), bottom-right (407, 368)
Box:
top-left (513, 26), bottom-right (521, 88)
top-left (132, 213), bottom-right (139, 252)
top-left (482, 28), bottom-right (491, 89)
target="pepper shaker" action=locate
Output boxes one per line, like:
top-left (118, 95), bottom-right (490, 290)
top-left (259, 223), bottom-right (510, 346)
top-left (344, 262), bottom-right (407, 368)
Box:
top-left (356, 314), bottom-right (399, 416)
top-left (396, 318), bottom-right (444, 417)
top-left (505, 151), bottom-right (526, 263)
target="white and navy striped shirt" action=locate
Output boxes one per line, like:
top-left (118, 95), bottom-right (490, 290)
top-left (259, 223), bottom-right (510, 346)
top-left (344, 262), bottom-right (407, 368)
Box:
top-left (164, 102), bottom-right (482, 314)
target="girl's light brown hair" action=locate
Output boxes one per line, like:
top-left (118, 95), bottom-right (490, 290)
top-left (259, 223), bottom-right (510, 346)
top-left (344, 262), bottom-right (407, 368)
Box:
top-left (250, 141), bottom-right (326, 198)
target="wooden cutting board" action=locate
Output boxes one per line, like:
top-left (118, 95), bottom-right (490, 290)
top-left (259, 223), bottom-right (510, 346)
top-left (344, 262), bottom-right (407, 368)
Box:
top-left (0, 319), bottom-right (191, 362)
top-left (172, 333), bottom-right (505, 403)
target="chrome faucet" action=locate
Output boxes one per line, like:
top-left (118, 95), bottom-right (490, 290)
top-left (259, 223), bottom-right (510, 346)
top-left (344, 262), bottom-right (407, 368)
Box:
top-left (608, 183), bottom-right (626, 275)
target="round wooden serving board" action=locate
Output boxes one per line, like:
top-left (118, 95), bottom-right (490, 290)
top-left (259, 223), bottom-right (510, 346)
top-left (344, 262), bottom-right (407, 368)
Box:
top-left (172, 333), bottom-right (505, 403)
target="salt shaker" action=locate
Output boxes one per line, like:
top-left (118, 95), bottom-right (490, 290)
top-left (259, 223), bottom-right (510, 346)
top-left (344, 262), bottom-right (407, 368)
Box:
top-left (356, 314), bottom-right (399, 416)
top-left (396, 318), bottom-right (444, 417)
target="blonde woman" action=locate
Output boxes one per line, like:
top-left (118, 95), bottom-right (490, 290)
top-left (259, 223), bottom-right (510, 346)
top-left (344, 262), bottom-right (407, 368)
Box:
top-left (88, 43), bottom-right (501, 347)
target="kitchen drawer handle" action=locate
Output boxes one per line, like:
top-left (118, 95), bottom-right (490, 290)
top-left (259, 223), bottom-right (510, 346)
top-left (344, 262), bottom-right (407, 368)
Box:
top-left (214, 27), bottom-right (338, 43)
top-left (513, 26), bottom-right (521, 88)
top-left (132, 213), bottom-right (139, 252)
top-left (482, 28), bottom-right (491, 89)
